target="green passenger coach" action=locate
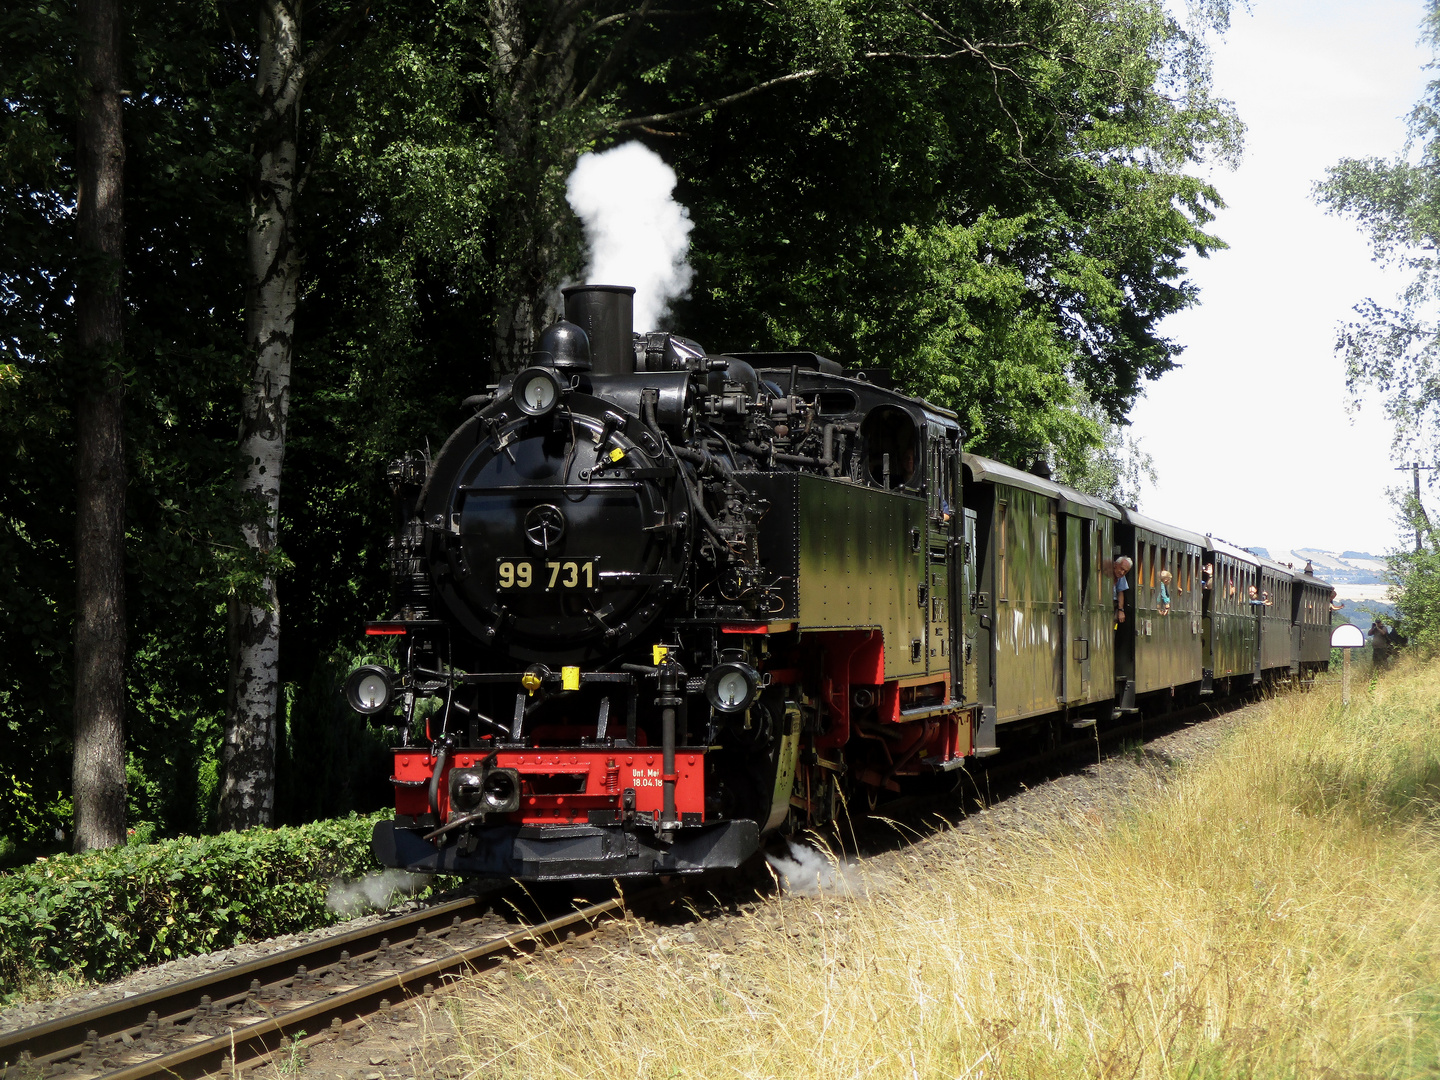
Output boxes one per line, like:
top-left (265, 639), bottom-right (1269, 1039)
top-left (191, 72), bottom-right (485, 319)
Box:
top-left (964, 454), bottom-right (1120, 735)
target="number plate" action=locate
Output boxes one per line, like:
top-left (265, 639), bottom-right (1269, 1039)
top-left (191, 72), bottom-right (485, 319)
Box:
top-left (495, 558), bottom-right (599, 591)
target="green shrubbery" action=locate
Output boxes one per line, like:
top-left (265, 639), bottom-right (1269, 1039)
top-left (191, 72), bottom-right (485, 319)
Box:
top-left (0, 812), bottom-right (408, 996)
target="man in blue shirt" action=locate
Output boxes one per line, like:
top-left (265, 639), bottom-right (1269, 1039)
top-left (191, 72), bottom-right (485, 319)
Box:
top-left (1112, 556), bottom-right (1133, 626)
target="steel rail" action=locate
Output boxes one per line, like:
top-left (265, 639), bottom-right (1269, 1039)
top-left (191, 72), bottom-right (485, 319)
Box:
top-left (0, 894), bottom-right (488, 1071)
top-left (111, 893), bottom-right (635, 1080)
top-left (2, 696), bottom-right (1262, 1078)
top-left (3, 889), bottom-right (661, 1080)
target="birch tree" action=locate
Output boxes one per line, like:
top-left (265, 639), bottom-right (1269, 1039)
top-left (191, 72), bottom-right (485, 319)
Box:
top-left (222, 0), bottom-right (357, 830)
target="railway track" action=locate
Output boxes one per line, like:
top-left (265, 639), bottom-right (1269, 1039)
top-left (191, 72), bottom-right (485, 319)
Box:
top-left (0, 886), bottom-right (675, 1080)
top-left (0, 694), bottom-right (1261, 1080)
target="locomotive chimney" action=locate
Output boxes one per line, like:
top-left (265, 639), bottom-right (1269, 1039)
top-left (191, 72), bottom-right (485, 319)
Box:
top-left (562, 284), bottom-right (635, 376)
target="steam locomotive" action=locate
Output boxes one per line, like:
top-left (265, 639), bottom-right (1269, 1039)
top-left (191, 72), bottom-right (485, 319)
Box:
top-left (353, 284), bottom-right (1335, 881)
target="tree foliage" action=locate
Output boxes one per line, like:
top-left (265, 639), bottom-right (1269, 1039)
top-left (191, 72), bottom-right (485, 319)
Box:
top-left (0, 0), bottom-right (1240, 851)
top-left (1317, 0), bottom-right (1440, 461)
top-left (660, 0), bottom-right (1239, 466)
top-left (1383, 493), bottom-right (1440, 649)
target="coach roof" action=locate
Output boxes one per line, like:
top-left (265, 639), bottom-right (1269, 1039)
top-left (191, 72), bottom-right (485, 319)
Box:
top-left (1121, 508), bottom-right (1210, 551)
top-left (1208, 536), bottom-right (1261, 567)
top-left (962, 453), bottom-right (1121, 520)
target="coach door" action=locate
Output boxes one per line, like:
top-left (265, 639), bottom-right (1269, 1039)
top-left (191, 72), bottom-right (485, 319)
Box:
top-left (926, 432), bottom-right (958, 684)
top-left (956, 509), bottom-right (978, 701)
top-left (1058, 507), bottom-right (1091, 705)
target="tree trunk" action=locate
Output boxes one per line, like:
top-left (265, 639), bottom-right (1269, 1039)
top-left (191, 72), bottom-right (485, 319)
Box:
top-left (486, 0), bottom-right (580, 374)
top-left (221, 0), bottom-right (303, 832)
top-left (72, 0), bottom-right (128, 853)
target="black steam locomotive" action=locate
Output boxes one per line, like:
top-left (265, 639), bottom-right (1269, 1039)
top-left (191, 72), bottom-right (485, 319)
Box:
top-left (352, 284), bottom-right (1334, 881)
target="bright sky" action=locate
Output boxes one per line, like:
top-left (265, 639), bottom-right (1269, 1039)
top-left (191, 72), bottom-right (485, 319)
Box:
top-left (1129, 0), bottom-right (1433, 556)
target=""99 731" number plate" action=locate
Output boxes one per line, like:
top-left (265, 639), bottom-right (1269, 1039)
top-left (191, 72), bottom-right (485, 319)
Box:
top-left (496, 558), bottom-right (598, 591)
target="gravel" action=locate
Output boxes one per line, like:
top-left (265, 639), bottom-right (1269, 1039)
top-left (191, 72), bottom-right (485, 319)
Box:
top-left (2, 700), bottom-right (1262, 1079)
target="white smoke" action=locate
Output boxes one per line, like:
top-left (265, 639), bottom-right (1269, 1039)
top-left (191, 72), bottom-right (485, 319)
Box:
top-left (326, 870), bottom-right (425, 917)
top-left (565, 142), bottom-right (694, 332)
top-left (766, 841), bottom-right (866, 898)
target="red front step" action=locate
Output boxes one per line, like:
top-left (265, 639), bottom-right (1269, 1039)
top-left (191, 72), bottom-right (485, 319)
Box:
top-left (391, 747), bottom-right (707, 825)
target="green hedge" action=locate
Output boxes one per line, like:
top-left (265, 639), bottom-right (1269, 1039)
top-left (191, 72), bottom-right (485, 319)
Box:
top-left (0, 812), bottom-right (406, 994)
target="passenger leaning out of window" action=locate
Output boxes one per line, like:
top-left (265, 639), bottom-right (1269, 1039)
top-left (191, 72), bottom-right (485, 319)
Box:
top-left (1112, 556), bottom-right (1133, 626)
top-left (1157, 569), bottom-right (1172, 614)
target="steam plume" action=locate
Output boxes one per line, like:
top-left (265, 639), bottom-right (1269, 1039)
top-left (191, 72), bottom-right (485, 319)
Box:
top-left (767, 841), bottom-right (865, 898)
top-left (566, 142), bottom-right (694, 332)
top-left (326, 869), bottom-right (425, 917)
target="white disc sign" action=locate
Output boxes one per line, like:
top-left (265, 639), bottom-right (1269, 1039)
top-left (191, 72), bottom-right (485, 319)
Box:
top-left (1331, 624), bottom-right (1365, 649)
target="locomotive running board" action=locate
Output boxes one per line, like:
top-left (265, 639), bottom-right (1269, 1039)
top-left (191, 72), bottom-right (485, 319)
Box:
top-left (372, 818), bottom-right (760, 882)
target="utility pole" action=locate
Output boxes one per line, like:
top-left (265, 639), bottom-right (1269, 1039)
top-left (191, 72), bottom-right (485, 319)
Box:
top-left (1394, 463), bottom-right (1437, 552)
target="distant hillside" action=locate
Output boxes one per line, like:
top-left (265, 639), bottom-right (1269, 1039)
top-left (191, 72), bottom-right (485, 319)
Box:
top-left (1263, 548), bottom-right (1389, 586)
top-left (1225, 547), bottom-right (1393, 629)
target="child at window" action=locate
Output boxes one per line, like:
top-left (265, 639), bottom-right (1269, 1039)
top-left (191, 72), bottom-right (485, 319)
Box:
top-left (1158, 569), bottom-right (1172, 614)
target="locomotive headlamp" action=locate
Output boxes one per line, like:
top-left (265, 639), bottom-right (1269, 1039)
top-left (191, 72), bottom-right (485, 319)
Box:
top-left (513, 366), bottom-right (562, 417)
top-left (344, 665), bottom-right (395, 715)
top-left (450, 769), bottom-right (484, 813)
top-left (480, 768), bottom-right (521, 813)
top-left (705, 662), bottom-right (760, 713)
top-left (449, 766), bottom-right (521, 815)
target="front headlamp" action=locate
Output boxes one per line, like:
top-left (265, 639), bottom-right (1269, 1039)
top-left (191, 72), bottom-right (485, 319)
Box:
top-left (344, 664), bottom-right (395, 715)
top-left (704, 662), bottom-right (760, 713)
top-left (513, 366), bottom-right (563, 417)
top-left (448, 766), bottom-right (521, 816)
top-left (481, 768), bottom-right (521, 812)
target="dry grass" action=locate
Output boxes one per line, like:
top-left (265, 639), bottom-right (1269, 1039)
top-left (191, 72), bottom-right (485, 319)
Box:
top-left (449, 658), bottom-right (1440, 1079)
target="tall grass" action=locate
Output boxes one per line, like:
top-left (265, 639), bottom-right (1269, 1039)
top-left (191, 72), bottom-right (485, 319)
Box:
top-left (450, 658), bottom-right (1440, 1078)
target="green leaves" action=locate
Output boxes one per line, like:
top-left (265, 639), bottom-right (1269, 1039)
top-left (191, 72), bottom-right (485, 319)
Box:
top-left (666, 0), bottom-right (1235, 477)
top-left (1317, 1), bottom-right (1440, 461)
top-left (0, 813), bottom-right (404, 995)
top-left (1385, 494), bottom-right (1440, 649)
